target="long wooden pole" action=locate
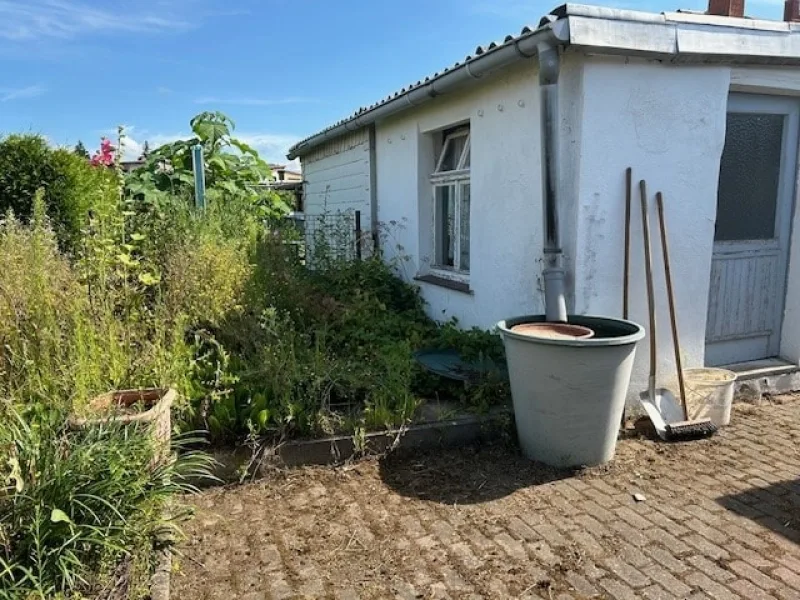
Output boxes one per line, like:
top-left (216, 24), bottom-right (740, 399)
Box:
top-left (656, 192), bottom-right (689, 420)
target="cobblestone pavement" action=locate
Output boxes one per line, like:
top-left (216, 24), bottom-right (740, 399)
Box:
top-left (173, 398), bottom-right (800, 599)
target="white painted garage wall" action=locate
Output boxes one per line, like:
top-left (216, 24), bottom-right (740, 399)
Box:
top-left (302, 129), bottom-right (371, 218)
top-left (374, 59), bottom-right (577, 328)
top-left (574, 56), bottom-right (732, 404)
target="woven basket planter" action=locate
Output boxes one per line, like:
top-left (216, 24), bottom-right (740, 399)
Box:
top-left (69, 388), bottom-right (175, 464)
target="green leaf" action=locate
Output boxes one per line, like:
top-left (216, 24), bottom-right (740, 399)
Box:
top-left (129, 233), bottom-right (146, 242)
top-left (230, 139), bottom-right (259, 157)
top-left (208, 415), bottom-right (221, 434)
top-left (191, 112), bottom-right (232, 146)
top-left (257, 409), bottom-right (270, 429)
top-left (116, 253), bottom-right (139, 267)
top-left (50, 508), bottom-right (72, 524)
top-left (137, 272), bottom-right (161, 286)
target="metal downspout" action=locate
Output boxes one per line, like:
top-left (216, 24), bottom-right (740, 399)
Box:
top-left (537, 37), bottom-right (567, 323)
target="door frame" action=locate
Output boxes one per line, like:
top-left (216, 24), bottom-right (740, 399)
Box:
top-left (705, 93), bottom-right (800, 365)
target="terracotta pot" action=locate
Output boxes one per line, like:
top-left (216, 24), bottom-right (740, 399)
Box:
top-left (69, 388), bottom-right (175, 463)
top-left (511, 322), bottom-right (595, 340)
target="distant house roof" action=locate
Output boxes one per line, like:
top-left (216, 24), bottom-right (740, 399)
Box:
top-left (269, 163), bottom-right (301, 176)
top-left (288, 3), bottom-right (800, 160)
top-left (120, 159), bottom-right (145, 173)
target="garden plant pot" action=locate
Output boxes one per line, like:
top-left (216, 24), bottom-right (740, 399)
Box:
top-left (69, 388), bottom-right (175, 464)
top-left (497, 315), bottom-right (644, 468)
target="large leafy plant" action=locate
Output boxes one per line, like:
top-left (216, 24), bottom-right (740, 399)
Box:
top-left (125, 112), bottom-right (289, 218)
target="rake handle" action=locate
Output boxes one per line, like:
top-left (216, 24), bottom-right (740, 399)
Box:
top-left (639, 180), bottom-right (657, 389)
top-left (624, 168), bottom-right (632, 320)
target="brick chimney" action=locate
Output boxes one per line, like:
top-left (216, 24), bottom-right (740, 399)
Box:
top-left (708, 0), bottom-right (745, 17)
top-left (785, 0), bottom-right (800, 21)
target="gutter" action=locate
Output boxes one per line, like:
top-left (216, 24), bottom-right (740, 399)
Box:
top-left (287, 19), bottom-right (571, 160)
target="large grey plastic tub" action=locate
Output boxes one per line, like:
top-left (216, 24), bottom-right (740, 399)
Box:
top-left (498, 315), bottom-right (645, 468)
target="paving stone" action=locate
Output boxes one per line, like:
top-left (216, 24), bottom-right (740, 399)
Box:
top-left (727, 560), bottom-right (779, 590)
top-left (564, 571), bottom-right (598, 597)
top-left (646, 546), bottom-right (692, 575)
top-left (603, 557), bottom-right (650, 588)
top-left (728, 578), bottom-right (777, 600)
top-left (641, 584), bottom-right (679, 600)
top-left (685, 571), bottom-right (739, 600)
top-left (687, 555), bottom-right (736, 583)
top-left (598, 577), bottom-right (639, 600)
top-left (643, 563), bottom-right (693, 597)
top-left (172, 398), bottom-right (800, 600)
top-left (775, 566), bottom-right (800, 591)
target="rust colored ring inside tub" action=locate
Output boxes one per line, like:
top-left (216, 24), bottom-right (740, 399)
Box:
top-left (510, 322), bottom-right (595, 340)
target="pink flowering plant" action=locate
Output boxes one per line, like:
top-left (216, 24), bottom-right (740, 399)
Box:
top-left (89, 137), bottom-right (115, 167)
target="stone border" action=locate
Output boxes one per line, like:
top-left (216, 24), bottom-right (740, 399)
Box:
top-left (211, 408), bottom-right (511, 482)
top-left (149, 547), bottom-right (171, 600)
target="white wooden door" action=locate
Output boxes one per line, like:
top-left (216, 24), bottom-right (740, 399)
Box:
top-left (706, 94), bottom-right (799, 366)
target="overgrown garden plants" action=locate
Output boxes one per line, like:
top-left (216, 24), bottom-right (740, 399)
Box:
top-left (0, 111), bottom-right (509, 598)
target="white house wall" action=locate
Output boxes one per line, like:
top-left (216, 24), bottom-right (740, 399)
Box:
top-left (374, 59), bottom-right (573, 327)
top-left (572, 58), bottom-right (800, 406)
top-left (302, 129), bottom-right (371, 219)
top-left (574, 56), bottom-right (733, 404)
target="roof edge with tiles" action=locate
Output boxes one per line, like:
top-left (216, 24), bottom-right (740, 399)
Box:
top-left (288, 2), bottom-right (800, 160)
top-left (287, 10), bottom-right (570, 159)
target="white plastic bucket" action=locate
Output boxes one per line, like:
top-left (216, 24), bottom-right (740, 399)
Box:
top-left (683, 368), bottom-right (737, 427)
top-left (498, 315), bottom-right (644, 468)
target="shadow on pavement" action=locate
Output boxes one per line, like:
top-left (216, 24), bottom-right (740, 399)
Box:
top-left (717, 479), bottom-right (800, 545)
top-left (378, 441), bottom-right (575, 505)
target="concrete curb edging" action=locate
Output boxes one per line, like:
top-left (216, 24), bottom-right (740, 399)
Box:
top-left (211, 408), bottom-right (512, 482)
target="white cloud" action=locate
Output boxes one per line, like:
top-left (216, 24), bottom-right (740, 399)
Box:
top-left (237, 133), bottom-right (302, 169)
top-left (0, 84), bottom-right (45, 101)
top-left (120, 132), bottom-right (184, 161)
top-left (194, 96), bottom-right (320, 107)
top-left (0, 0), bottom-right (196, 41)
top-left (95, 128), bottom-right (301, 168)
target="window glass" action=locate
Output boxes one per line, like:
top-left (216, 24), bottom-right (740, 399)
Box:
top-left (460, 183), bottom-right (470, 271)
top-left (715, 113), bottom-right (783, 242)
top-left (435, 185), bottom-right (455, 267)
top-left (437, 133), bottom-right (467, 173)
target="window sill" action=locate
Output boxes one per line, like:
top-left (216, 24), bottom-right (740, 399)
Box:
top-left (414, 273), bottom-right (472, 295)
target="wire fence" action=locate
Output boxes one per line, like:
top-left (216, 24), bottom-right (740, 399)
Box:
top-left (285, 210), bottom-right (371, 266)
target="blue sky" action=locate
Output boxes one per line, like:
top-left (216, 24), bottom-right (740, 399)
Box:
top-left (0, 0), bottom-right (787, 167)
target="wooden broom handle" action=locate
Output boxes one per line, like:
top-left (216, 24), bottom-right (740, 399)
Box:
top-left (656, 192), bottom-right (689, 420)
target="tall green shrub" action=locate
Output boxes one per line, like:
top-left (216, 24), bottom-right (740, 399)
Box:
top-left (0, 135), bottom-right (118, 249)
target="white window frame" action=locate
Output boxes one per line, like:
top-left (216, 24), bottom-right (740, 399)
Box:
top-left (430, 128), bottom-right (470, 279)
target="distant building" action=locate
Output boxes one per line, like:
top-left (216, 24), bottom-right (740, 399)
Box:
top-left (269, 163), bottom-right (302, 183)
top-left (120, 160), bottom-right (145, 173)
